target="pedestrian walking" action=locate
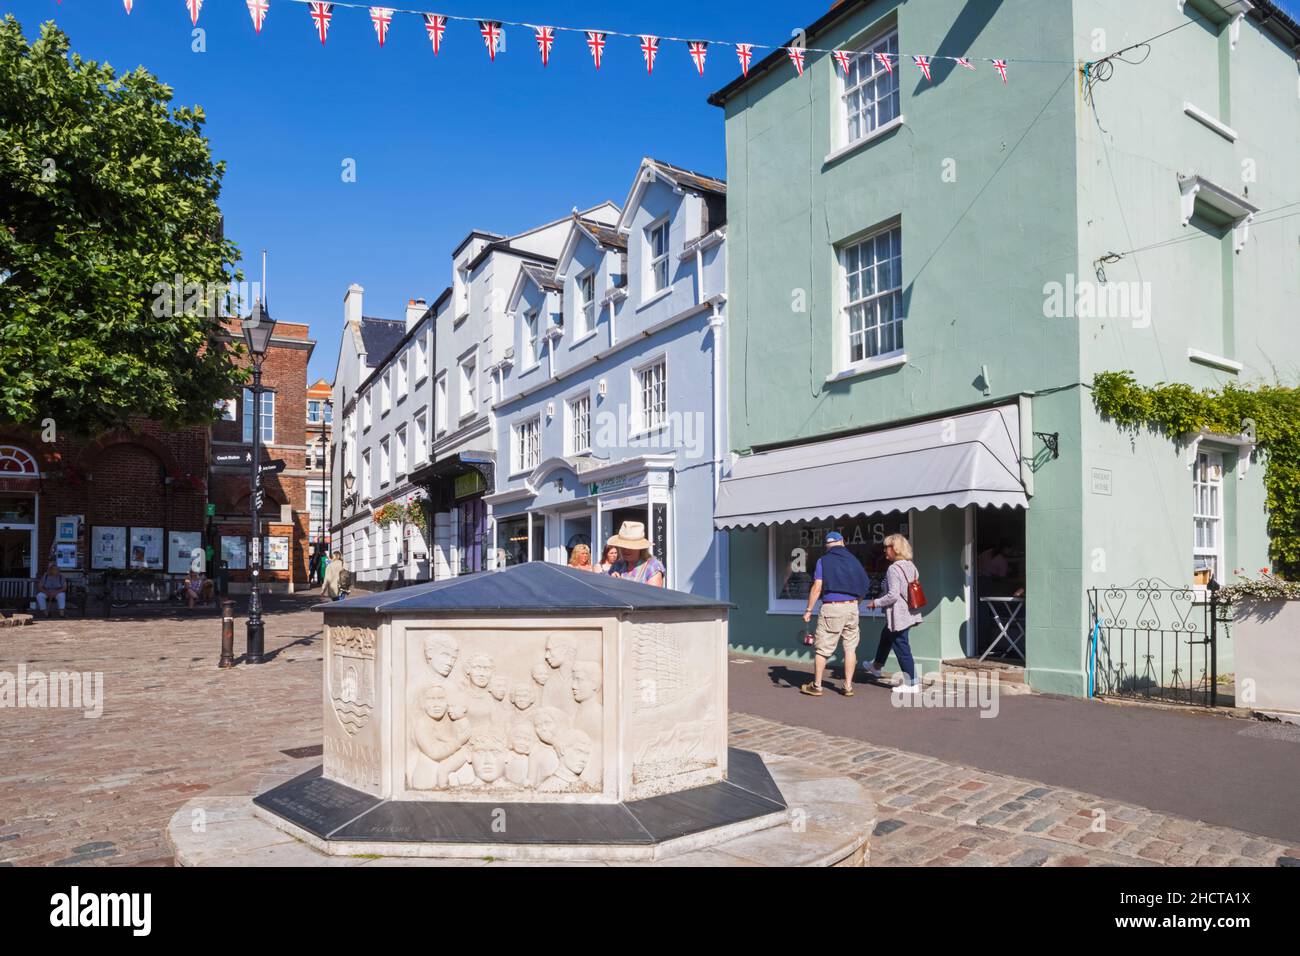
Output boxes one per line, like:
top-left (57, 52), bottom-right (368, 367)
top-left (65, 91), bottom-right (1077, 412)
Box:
top-left (863, 533), bottom-right (924, 692)
top-left (322, 551), bottom-right (351, 602)
top-left (799, 532), bottom-right (869, 697)
top-left (318, 550), bottom-right (330, 588)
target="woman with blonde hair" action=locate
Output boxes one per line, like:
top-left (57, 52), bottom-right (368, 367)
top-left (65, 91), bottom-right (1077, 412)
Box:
top-left (864, 533), bottom-right (923, 692)
top-left (567, 543), bottom-right (595, 572)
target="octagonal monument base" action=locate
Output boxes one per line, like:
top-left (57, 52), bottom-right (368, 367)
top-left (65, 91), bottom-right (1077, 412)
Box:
top-left (167, 751), bottom-right (875, 866)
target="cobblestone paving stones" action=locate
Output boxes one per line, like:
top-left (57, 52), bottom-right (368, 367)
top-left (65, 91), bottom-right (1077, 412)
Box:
top-left (3, 607), bottom-right (1298, 867)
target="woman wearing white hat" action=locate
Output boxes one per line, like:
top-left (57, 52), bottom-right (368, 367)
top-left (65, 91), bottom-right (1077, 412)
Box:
top-left (606, 521), bottom-right (665, 587)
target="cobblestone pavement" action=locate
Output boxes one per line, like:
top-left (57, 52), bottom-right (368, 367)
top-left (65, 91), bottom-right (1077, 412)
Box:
top-left (2, 604), bottom-right (1297, 867)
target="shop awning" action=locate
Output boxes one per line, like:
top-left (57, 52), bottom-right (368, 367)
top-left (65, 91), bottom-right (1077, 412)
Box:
top-left (714, 405), bottom-right (1028, 529)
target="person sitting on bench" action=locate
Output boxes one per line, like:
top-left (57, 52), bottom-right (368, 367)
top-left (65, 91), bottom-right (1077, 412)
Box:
top-left (35, 562), bottom-right (67, 618)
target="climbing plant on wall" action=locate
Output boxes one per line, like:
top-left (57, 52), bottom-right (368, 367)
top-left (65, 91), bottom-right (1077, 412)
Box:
top-left (1092, 371), bottom-right (1300, 580)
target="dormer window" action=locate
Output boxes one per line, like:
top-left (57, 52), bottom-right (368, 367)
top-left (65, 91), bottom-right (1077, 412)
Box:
top-left (647, 219), bottom-right (670, 293)
top-left (523, 308), bottom-right (540, 367)
top-left (577, 270), bottom-right (596, 336)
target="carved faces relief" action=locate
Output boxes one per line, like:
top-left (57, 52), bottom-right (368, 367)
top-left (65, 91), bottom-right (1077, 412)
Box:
top-left (533, 706), bottom-right (565, 746)
top-left (531, 661), bottom-right (550, 686)
top-left (544, 635), bottom-right (576, 669)
top-left (467, 653), bottom-right (494, 689)
top-left (571, 661), bottom-right (601, 703)
top-left (508, 722), bottom-right (535, 755)
top-left (510, 683), bottom-right (536, 710)
top-left (422, 685), bottom-right (450, 720)
top-left (470, 733), bottom-right (507, 783)
top-left (423, 634), bottom-right (459, 678)
top-left (489, 675), bottom-right (510, 701)
top-left (556, 729), bottom-right (592, 775)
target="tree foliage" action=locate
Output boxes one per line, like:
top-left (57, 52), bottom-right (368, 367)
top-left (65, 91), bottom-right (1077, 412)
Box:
top-left (1092, 371), bottom-right (1300, 579)
top-left (0, 16), bottom-right (244, 434)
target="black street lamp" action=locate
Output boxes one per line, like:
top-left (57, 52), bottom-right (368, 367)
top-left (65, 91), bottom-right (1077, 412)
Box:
top-left (242, 297), bottom-right (276, 664)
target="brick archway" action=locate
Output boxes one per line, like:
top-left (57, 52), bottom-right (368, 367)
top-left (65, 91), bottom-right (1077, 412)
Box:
top-left (76, 431), bottom-right (182, 477)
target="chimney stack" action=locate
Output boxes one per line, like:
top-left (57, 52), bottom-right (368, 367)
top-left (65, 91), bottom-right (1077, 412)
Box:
top-left (344, 283), bottom-right (364, 326)
top-left (406, 297), bottom-right (427, 331)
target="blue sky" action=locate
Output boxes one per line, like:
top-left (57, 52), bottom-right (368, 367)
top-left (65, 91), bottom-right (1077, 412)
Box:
top-left (5, 0), bottom-right (1298, 384)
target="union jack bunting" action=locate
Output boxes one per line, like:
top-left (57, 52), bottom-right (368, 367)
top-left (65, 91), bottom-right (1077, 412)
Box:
top-left (308, 2), bottom-right (332, 45)
top-left (956, 56), bottom-right (975, 70)
top-left (735, 43), bottom-right (753, 76)
top-left (535, 26), bottom-right (555, 67)
top-left (586, 31), bottom-right (606, 69)
top-left (688, 41), bottom-right (708, 76)
top-left (423, 14), bottom-right (446, 54)
top-left (369, 8), bottom-right (393, 47)
top-left (246, 0), bottom-right (268, 33)
top-left (479, 21), bottom-right (502, 60)
top-left (993, 58), bottom-right (1008, 83)
top-left (913, 55), bottom-right (932, 81)
top-left (832, 49), bottom-right (853, 76)
top-left (640, 35), bottom-right (659, 75)
top-left (186, 0), bottom-right (202, 26)
top-left (876, 51), bottom-right (893, 74)
top-left (787, 45), bottom-right (806, 76)
top-left (123, 0), bottom-right (133, 14)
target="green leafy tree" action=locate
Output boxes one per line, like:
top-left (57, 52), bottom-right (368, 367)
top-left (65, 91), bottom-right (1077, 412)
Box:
top-left (0, 16), bottom-right (244, 434)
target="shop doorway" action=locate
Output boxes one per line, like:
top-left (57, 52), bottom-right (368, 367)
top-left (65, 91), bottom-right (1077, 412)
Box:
top-left (561, 512), bottom-right (593, 566)
top-left (0, 493), bottom-right (37, 578)
top-left (973, 506), bottom-right (1027, 662)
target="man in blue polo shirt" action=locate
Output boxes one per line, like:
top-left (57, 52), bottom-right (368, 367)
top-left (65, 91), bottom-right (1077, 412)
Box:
top-left (800, 531), bottom-right (870, 697)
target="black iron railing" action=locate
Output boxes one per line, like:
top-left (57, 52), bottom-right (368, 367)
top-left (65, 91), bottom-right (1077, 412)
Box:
top-left (1088, 577), bottom-right (1229, 707)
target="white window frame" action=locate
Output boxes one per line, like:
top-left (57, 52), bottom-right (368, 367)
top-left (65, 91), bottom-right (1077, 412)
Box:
top-left (397, 352), bottom-right (409, 399)
top-left (413, 411), bottom-right (428, 464)
top-left (361, 450), bottom-right (372, 501)
top-left (1193, 449), bottom-right (1225, 589)
top-left (415, 333), bottom-right (429, 382)
top-left (837, 29), bottom-right (901, 153)
top-left (835, 223), bottom-right (905, 376)
top-left (459, 354), bottom-right (477, 420)
top-left (576, 270), bottom-right (597, 337)
top-left (633, 358), bottom-right (667, 436)
top-left (523, 308), bottom-right (540, 368)
top-left (363, 391), bottom-right (373, 430)
top-left (513, 416), bottom-right (541, 475)
top-left (566, 392), bottom-right (592, 455)
top-left (242, 388), bottom-right (275, 445)
top-left (435, 374), bottom-right (448, 434)
top-left (395, 426), bottom-right (408, 477)
top-left (380, 436), bottom-right (392, 486)
top-left (381, 371), bottom-right (392, 414)
top-left (307, 399), bottom-right (323, 424)
top-left (646, 217), bottom-right (671, 295)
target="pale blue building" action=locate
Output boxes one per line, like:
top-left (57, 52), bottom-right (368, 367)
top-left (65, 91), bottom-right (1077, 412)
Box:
top-left (485, 159), bottom-right (729, 598)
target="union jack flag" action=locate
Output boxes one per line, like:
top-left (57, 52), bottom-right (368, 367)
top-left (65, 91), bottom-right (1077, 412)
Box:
top-left (832, 49), bottom-right (852, 76)
top-left (246, 0), bottom-right (268, 33)
top-left (479, 21), bottom-right (502, 60)
top-left (913, 55), bottom-right (932, 81)
top-left (876, 51), bottom-right (893, 74)
top-left (186, 0), bottom-right (202, 26)
top-left (423, 14), bottom-right (446, 54)
top-left (535, 26), bottom-right (555, 67)
top-left (688, 41), bottom-right (708, 76)
top-left (735, 43), bottom-right (753, 76)
top-left (640, 35), bottom-right (659, 75)
top-left (123, 0), bottom-right (133, 14)
top-left (369, 7), bottom-right (393, 47)
top-left (993, 58), bottom-right (1008, 83)
top-left (586, 31), bottom-right (606, 69)
top-left (787, 45), bottom-right (806, 76)
top-left (308, 2), bottom-right (332, 45)
top-left (956, 56), bottom-right (975, 71)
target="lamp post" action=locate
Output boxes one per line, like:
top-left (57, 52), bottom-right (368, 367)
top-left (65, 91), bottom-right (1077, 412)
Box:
top-left (242, 298), bottom-right (276, 664)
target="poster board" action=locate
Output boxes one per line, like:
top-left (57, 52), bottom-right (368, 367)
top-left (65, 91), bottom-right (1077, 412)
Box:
top-left (167, 531), bottom-right (203, 575)
top-left (129, 527), bottom-right (164, 570)
top-left (265, 535), bottom-right (290, 571)
top-left (91, 526), bottom-right (127, 570)
top-left (221, 536), bottom-right (247, 571)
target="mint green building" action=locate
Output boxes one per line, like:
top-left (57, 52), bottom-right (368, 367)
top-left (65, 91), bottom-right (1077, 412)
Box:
top-left (709, 0), bottom-right (1300, 695)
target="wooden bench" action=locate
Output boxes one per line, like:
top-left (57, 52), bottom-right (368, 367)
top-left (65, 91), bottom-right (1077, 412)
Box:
top-left (0, 576), bottom-right (91, 616)
top-left (102, 574), bottom-right (187, 617)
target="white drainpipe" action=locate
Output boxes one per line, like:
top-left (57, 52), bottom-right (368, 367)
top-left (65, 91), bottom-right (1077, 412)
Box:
top-left (699, 241), bottom-right (726, 601)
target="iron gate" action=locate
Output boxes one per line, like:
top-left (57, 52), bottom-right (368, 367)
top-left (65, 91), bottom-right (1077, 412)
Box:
top-left (1088, 578), bottom-right (1231, 707)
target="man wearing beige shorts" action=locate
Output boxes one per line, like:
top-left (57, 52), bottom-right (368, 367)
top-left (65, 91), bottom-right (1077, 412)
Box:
top-left (800, 531), bottom-right (870, 697)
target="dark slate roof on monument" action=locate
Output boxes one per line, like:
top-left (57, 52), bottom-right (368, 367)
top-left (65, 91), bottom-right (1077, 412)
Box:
top-left (359, 316), bottom-right (407, 366)
top-left (320, 562), bottom-right (732, 615)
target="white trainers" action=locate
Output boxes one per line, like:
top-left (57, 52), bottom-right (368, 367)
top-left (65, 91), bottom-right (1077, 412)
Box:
top-left (892, 681), bottom-right (921, 694)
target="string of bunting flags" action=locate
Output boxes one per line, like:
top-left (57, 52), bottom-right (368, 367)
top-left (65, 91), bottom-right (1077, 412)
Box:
top-left (136, 0), bottom-right (1042, 83)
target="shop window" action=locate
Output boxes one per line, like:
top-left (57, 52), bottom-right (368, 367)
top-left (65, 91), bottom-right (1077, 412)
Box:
top-left (496, 516), bottom-right (530, 567)
top-left (768, 515), bottom-right (909, 614)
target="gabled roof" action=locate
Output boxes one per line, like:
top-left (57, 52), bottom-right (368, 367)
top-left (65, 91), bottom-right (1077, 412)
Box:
top-left (615, 158), bottom-right (726, 234)
top-left (556, 212), bottom-right (629, 277)
top-left (358, 316), bottom-right (406, 367)
top-left (320, 561), bottom-right (731, 614)
top-left (508, 260), bottom-right (562, 315)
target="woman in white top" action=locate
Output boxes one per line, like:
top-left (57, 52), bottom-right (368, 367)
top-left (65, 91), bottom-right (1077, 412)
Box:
top-left (863, 534), bottom-right (923, 692)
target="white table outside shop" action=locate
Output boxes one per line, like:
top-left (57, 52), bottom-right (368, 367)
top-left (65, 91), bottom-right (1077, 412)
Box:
top-left (978, 596), bottom-right (1025, 663)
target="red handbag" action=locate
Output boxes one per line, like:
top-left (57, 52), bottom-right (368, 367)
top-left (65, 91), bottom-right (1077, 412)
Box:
top-left (906, 569), bottom-right (927, 612)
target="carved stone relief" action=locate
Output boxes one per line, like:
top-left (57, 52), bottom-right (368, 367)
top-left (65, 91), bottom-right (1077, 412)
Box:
top-left (406, 629), bottom-right (602, 795)
top-left (627, 621), bottom-right (720, 786)
top-left (328, 625), bottom-right (377, 737)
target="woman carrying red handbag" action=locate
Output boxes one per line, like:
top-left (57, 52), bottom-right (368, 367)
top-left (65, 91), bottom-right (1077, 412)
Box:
top-left (863, 534), bottom-right (924, 693)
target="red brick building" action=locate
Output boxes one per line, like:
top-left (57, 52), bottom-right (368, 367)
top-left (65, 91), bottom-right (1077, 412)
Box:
top-left (207, 316), bottom-right (318, 592)
top-left (0, 421), bottom-right (208, 585)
